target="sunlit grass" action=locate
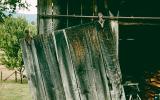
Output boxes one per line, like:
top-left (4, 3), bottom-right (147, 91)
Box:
top-left (0, 80), bottom-right (32, 100)
top-left (0, 49), bottom-right (32, 100)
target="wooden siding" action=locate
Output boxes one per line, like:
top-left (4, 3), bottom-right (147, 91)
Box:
top-left (21, 22), bottom-right (125, 100)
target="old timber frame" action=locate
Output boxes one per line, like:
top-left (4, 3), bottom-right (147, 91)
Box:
top-left (21, 0), bottom-right (126, 100)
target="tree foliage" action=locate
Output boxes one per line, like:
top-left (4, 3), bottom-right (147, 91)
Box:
top-left (0, 17), bottom-right (36, 69)
top-left (0, 0), bottom-right (28, 22)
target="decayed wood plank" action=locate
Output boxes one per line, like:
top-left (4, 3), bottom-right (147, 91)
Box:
top-left (110, 19), bottom-right (125, 100)
top-left (66, 24), bottom-right (99, 100)
top-left (109, 12), bottom-right (125, 99)
top-left (63, 30), bottom-right (83, 100)
top-left (34, 35), bottom-right (61, 100)
top-left (22, 22), bottom-right (125, 100)
top-left (54, 30), bottom-right (82, 100)
top-left (30, 40), bottom-right (47, 100)
top-left (21, 40), bottom-right (44, 100)
top-left (96, 19), bottom-right (125, 100)
top-left (85, 24), bottom-right (111, 100)
top-left (54, 31), bottom-right (73, 100)
top-left (21, 40), bottom-right (37, 100)
top-left (40, 33), bottom-right (66, 100)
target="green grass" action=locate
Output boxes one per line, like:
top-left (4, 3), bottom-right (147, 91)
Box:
top-left (0, 50), bottom-right (32, 100)
top-left (0, 80), bottom-right (32, 100)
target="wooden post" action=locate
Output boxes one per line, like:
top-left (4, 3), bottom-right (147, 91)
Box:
top-left (1, 71), bottom-right (2, 81)
top-left (15, 71), bottom-right (17, 82)
top-left (38, 0), bottom-right (53, 34)
top-left (20, 70), bottom-right (23, 84)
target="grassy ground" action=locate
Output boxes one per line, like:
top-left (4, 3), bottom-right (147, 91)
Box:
top-left (0, 80), bottom-right (32, 100)
top-left (0, 50), bottom-right (32, 100)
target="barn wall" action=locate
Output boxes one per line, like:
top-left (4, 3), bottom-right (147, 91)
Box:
top-left (24, 0), bottom-right (125, 100)
top-left (37, 0), bottom-right (115, 34)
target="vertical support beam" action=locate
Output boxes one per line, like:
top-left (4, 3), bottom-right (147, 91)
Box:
top-left (20, 70), bottom-right (23, 84)
top-left (37, 0), bottom-right (40, 34)
top-left (44, 0), bottom-right (53, 34)
top-left (1, 71), bottom-right (2, 81)
top-left (38, 0), bottom-right (53, 34)
top-left (37, 0), bottom-right (43, 34)
top-left (15, 71), bottom-right (17, 82)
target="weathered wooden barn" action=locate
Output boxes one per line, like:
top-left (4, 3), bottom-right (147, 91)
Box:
top-left (21, 0), bottom-right (160, 100)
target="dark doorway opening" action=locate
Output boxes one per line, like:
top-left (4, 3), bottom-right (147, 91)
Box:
top-left (118, 0), bottom-right (160, 83)
top-left (119, 24), bottom-right (160, 99)
top-left (119, 25), bottom-right (160, 81)
top-left (118, 0), bottom-right (160, 98)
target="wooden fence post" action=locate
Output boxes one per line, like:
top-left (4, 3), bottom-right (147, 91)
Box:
top-left (20, 71), bottom-right (23, 84)
top-left (1, 71), bottom-right (2, 81)
top-left (15, 71), bottom-right (17, 82)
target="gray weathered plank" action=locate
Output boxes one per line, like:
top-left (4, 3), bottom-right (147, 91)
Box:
top-left (96, 20), bottom-right (125, 100)
top-left (66, 24), bottom-right (99, 100)
top-left (41, 34), bottom-right (66, 100)
top-left (21, 22), bottom-right (125, 100)
top-left (85, 24), bottom-right (111, 100)
top-left (54, 30), bottom-right (84, 100)
top-left (21, 40), bottom-right (45, 100)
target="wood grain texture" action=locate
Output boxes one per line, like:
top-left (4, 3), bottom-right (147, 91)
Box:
top-left (21, 22), bottom-right (125, 100)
